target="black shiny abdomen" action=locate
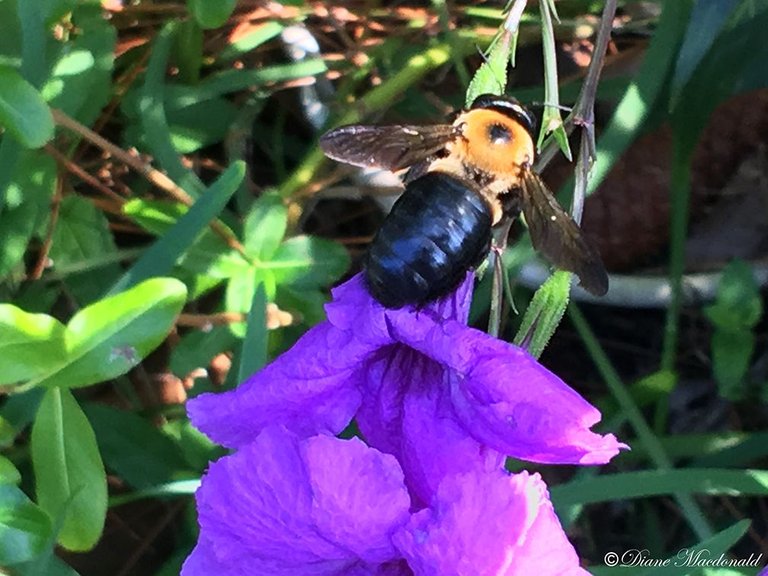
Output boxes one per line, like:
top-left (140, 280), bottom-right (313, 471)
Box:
top-left (363, 172), bottom-right (492, 308)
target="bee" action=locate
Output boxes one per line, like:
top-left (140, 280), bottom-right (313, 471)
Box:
top-left (320, 94), bottom-right (608, 308)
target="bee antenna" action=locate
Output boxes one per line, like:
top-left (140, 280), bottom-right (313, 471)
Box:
top-left (528, 101), bottom-right (573, 113)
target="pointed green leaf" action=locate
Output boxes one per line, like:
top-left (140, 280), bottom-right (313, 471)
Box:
top-left (637, 520), bottom-right (750, 576)
top-left (0, 151), bottom-right (56, 278)
top-left (175, 18), bottom-right (203, 84)
top-left (0, 306), bottom-right (66, 387)
top-left (0, 455), bottom-right (21, 485)
top-left (0, 484), bottom-right (52, 564)
top-left (513, 270), bottom-right (570, 358)
top-left (239, 281), bottom-right (268, 381)
top-left (704, 260), bottom-right (762, 332)
top-left (31, 388), bottom-right (106, 551)
top-left (49, 196), bottom-right (121, 305)
top-left (122, 198), bottom-right (248, 279)
top-left (45, 4), bottom-right (115, 126)
top-left (33, 278), bottom-right (187, 389)
top-left (711, 330), bottom-right (753, 401)
top-left (111, 161), bottom-right (245, 293)
top-left (83, 403), bottom-right (190, 489)
top-left (187, 0), bottom-right (237, 29)
top-left (465, 32), bottom-right (511, 105)
top-left (670, 0), bottom-right (741, 106)
top-left (0, 67), bottom-right (54, 148)
top-left (225, 266), bottom-right (260, 314)
top-left (244, 194), bottom-right (288, 261)
top-left (269, 236), bottom-right (350, 289)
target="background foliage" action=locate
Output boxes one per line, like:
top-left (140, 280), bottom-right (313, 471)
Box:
top-left (0, 0), bottom-right (767, 574)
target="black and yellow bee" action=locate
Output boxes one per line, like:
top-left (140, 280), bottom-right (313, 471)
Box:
top-left (320, 94), bottom-right (608, 308)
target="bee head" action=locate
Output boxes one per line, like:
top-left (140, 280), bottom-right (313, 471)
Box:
top-left (451, 94), bottom-right (536, 179)
top-left (469, 94), bottom-right (537, 139)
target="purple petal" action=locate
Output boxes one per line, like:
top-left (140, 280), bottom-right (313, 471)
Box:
top-left (355, 343), bottom-right (506, 506)
top-left (325, 272), bottom-right (474, 339)
top-left (386, 314), bottom-right (627, 464)
top-left (394, 470), bottom-right (589, 576)
top-left (182, 427), bottom-right (411, 576)
top-left (188, 321), bottom-right (370, 448)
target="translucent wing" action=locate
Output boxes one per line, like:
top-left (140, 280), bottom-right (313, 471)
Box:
top-left (319, 124), bottom-right (455, 171)
top-left (520, 170), bottom-right (609, 296)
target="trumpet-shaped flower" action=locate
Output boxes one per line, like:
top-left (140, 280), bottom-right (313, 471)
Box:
top-left (182, 427), bottom-right (590, 576)
top-left (188, 273), bottom-right (625, 504)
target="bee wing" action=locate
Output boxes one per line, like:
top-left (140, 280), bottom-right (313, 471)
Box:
top-left (520, 170), bottom-right (609, 296)
top-left (320, 124), bottom-right (455, 171)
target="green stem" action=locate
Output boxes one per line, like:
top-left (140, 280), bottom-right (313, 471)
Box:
top-left (661, 139), bottom-right (693, 372)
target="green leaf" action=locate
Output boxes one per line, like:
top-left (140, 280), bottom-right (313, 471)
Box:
top-left (0, 415), bottom-right (15, 448)
top-left (465, 32), bottom-right (511, 105)
top-left (513, 271), bottom-right (570, 359)
top-left (164, 419), bottom-right (220, 471)
top-left (711, 330), bottom-right (753, 401)
top-left (704, 260), bottom-right (762, 332)
top-left (703, 261), bottom-right (762, 400)
top-left (0, 151), bottom-right (56, 278)
top-left (49, 196), bottom-right (122, 305)
top-left (37, 0), bottom-right (76, 24)
top-left (45, 4), bottom-right (116, 126)
top-left (225, 266), bottom-right (260, 315)
top-left (0, 455), bottom-right (21, 485)
top-left (126, 98), bottom-right (239, 154)
top-left (0, 389), bottom-right (44, 434)
top-left (110, 161), bottom-right (246, 294)
top-left (0, 305), bottom-right (67, 386)
top-left (536, 0), bottom-right (571, 160)
top-left (551, 468), bottom-right (768, 508)
top-left (269, 236), bottom-right (350, 289)
top-left (83, 403), bottom-right (190, 489)
top-left (672, 1), bottom-right (768, 145)
top-left (187, 0), bottom-right (237, 29)
top-left (31, 387), bottom-right (106, 551)
top-left (0, 484), bottom-right (52, 564)
top-left (639, 520), bottom-right (750, 576)
top-left (122, 60), bottom-right (328, 119)
top-left (122, 198), bottom-right (248, 279)
top-left (0, 281), bottom-right (188, 391)
top-left (40, 49), bottom-right (95, 102)
top-left (0, 67), bottom-right (54, 148)
top-left (175, 18), bottom-right (203, 84)
top-left (238, 281), bottom-right (268, 381)
top-left (168, 98), bottom-right (238, 153)
top-left (33, 278), bottom-right (187, 389)
top-left (244, 194), bottom-right (288, 261)
top-left (139, 22), bottom-right (205, 197)
top-left (670, 0), bottom-right (741, 106)
top-left (16, 554), bottom-right (82, 576)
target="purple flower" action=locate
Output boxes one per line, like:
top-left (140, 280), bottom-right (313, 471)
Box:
top-left (395, 468), bottom-right (589, 575)
top-left (189, 272), bottom-right (625, 504)
top-left (182, 427), bottom-right (589, 576)
top-left (182, 427), bottom-right (411, 576)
